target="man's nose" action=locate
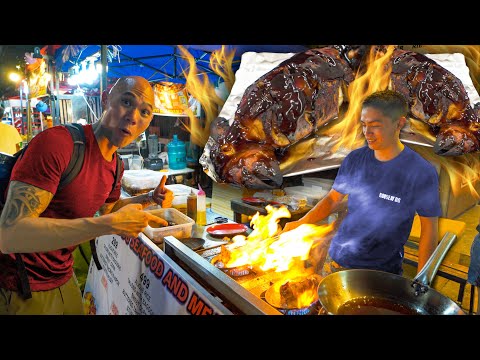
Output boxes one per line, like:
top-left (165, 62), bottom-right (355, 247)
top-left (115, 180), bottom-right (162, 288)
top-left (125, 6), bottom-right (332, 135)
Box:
top-left (126, 109), bottom-right (140, 124)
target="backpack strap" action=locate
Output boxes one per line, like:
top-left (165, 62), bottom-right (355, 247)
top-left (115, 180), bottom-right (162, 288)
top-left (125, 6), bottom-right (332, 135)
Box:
top-left (15, 254), bottom-right (32, 300)
top-left (113, 152), bottom-right (122, 193)
top-left (90, 238), bottom-right (102, 271)
top-left (59, 123), bottom-right (86, 190)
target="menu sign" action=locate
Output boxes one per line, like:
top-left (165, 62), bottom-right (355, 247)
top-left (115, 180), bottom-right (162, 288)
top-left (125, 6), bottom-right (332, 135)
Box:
top-left (83, 233), bottom-right (231, 315)
top-left (153, 82), bottom-right (200, 117)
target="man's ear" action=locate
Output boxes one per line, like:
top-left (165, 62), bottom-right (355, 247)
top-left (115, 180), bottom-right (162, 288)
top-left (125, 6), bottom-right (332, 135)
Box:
top-left (397, 116), bottom-right (406, 131)
top-left (101, 90), bottom-right (108, 109)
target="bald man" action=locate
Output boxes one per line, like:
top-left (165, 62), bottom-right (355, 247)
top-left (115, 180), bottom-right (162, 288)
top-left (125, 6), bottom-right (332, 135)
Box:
top-left (0, 76), bottom-right (173, 315)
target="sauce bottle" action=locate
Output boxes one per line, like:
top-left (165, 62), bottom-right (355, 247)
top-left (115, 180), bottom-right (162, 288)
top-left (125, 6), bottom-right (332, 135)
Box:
top-left (187, 189), bottom-right (197, 222)
top-left (196, 184), bottom-right (207, 226)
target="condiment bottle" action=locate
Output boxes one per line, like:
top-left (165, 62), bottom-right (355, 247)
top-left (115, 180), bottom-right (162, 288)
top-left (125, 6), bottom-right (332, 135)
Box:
top-left (187, 189), bottom-right (197, 222)
top-left (196, 184), bottom-right (207, 226)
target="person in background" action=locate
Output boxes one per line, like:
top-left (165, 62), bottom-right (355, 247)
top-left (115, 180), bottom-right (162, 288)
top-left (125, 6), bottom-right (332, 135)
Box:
top-left (283, 90), bottom-right (441, 277)
top-left (468, 227), bottom-right (480, 315)
top-left (0, 106), bottom-right (23, 155)
top-left (0, 76), bottom-right (174, 315)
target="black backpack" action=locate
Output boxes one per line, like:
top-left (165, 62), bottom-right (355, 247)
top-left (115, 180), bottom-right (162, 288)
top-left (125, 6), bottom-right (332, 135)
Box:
top-left (0, 123), bottom-right (122, 299)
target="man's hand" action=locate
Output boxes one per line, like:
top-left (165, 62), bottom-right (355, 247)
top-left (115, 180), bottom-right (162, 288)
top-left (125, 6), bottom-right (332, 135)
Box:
top-left (152, 176), bottom-right (174, 208)
top-left (109, 203), bottom-right (168, 237)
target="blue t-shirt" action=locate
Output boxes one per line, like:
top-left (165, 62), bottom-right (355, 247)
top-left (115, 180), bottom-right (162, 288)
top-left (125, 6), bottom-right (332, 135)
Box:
top-left (329, 145), bottom-right (442, 274)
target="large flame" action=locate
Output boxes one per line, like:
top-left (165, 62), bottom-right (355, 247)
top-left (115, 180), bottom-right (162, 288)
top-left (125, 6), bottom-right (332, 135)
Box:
top-left (219, 205), bottom-right (334, 274)
top-left (279, 137), bottom-right (318, 172)
top-left (323, 45), bottom-right (395, 152)
top-left (271, 273), bottom-right (321, 309)
top-left (209, 46), bottom-right (236, 93)
top-left (408, 144), bottom-right (480, 199)
top-left (177, 45), bottom-right (235, 148)
top-left (404, 118), bottom-right (437, 142)
top-left (397, 117), bottom-right (475, 192)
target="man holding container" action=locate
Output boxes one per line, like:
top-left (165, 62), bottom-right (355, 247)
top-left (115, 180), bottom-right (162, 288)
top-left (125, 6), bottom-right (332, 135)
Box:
top-left (0, 76), bottom-right (173, 315)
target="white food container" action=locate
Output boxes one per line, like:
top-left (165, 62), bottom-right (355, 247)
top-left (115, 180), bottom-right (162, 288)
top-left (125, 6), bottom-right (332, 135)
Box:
top-left (143, 208), bottom-right (195, 244)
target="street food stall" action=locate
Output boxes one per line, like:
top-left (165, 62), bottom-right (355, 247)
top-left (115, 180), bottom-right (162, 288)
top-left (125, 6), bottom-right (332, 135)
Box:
top-left (84, 45), bottom-right (480, 315)
top-left (83, 209), bottom-right (283, 315)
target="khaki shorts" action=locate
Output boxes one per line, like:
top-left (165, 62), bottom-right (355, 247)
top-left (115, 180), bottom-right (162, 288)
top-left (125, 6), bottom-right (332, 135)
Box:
top-left (0, 273), bottom-right (83, 315)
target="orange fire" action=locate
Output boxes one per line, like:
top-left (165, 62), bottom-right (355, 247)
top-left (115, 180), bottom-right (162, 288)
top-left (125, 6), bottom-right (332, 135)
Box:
top-left (177, 45), bottom-right (235, 148)
top-left (271, 274), bottom-right (320, 309)
top-left (220, 205), bottom-right (334, 274)
top-left (209, 46), bottom-right (236, 93)
top-left (408, 144), bottom-right (480, 199)
top-left (324, 45), bottom-right (395, 152)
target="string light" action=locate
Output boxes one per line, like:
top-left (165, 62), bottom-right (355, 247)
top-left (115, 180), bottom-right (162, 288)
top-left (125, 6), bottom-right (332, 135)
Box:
top-left (67, 57), bottom-right (100, 86)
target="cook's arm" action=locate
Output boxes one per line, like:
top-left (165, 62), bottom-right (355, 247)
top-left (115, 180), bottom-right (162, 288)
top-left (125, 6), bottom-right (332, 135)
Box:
top-left (0, 181), bottom-right (167, 254)
top-left (282, 189), bottom-right (346, 232)
top-left (99, 175), bottom-right (173, 214)
top-left (99, 192), bottom-right (154, 215)
top-left (417, 216), bottom-right (439, 272)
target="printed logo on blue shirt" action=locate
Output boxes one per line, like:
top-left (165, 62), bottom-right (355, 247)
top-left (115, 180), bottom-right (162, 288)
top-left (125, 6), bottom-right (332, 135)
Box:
top-left (378, 192), bottom-right (401, 203)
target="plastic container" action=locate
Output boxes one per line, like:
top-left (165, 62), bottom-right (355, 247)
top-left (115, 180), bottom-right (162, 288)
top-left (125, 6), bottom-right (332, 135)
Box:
top-left (147, 134), bottom-right (159, 158)
top-left (121, 170), bottom-right (165, 196)
top-left (167, 134), bottom-right (187, 170)
top-left (143, 208), bottom-right (195, 244)
top-left (196, 184), bottom-right (207, 226)
top-left (186, 189), bottom-right (197, 222)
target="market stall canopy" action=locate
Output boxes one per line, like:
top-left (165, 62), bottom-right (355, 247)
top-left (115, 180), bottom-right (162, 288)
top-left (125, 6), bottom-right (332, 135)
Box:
top-left (54, 45), bottom-right (308, 84)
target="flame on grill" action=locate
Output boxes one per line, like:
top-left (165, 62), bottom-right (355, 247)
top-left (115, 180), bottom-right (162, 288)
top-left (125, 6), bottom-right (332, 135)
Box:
top-left (221, 205), bottom-right (334, 274)
top-left (272, 274), bottom-right (320, 309)
top-left (177, 45), bottom-right (235, 148)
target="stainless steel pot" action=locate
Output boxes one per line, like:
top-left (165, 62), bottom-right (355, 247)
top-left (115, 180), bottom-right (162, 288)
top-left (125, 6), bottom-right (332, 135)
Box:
top-left (317, 232), bottom-right (465, 315)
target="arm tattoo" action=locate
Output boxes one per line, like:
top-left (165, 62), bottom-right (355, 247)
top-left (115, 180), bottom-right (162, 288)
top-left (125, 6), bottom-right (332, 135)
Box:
top-left (0, 181), bottom-right (53, 227)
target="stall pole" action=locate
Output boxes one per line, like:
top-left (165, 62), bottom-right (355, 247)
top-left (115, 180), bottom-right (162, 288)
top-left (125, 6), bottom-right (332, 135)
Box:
top-left (100, 45), bottom-right (108, 103)
top-left (26, 79), bottom-right (32, 142)
top-left (19, 84), bottom-right (25, 135)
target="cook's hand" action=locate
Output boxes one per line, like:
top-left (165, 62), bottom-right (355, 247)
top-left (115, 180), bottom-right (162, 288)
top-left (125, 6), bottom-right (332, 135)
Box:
top-left (152, 176), bottom-right (174, 208)
top-left (282, 220), bottom-right (301, 234)
top-left (109, 203), bottom-right (168, 237)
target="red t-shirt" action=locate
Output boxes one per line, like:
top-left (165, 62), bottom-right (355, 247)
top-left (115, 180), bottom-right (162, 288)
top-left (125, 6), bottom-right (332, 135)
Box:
top-left (0, 124), bottom-right (123, 291)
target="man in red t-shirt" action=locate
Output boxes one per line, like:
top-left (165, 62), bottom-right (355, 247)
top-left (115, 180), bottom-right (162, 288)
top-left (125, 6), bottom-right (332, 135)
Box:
top-left (0, 76), bottom-right (174, 315)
